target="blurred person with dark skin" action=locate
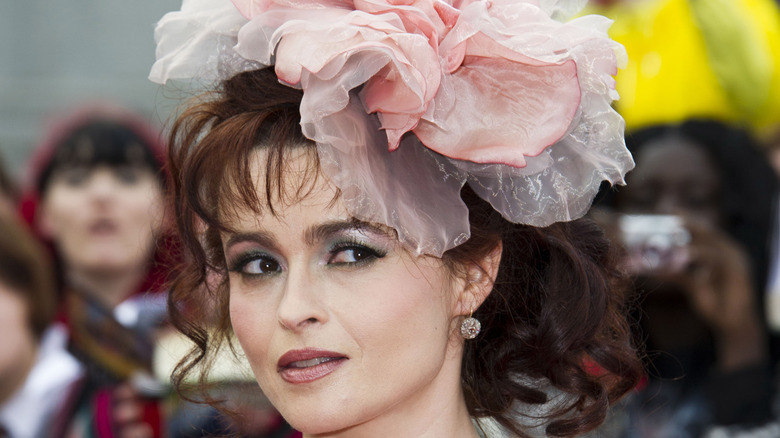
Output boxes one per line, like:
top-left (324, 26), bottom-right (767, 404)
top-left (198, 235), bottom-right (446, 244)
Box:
top-left (19, 103), bottom-right (172, 438)
top-left (0, 211), bottom-right (83, 437)
top-left (592, 119), bottom-right (779, 437)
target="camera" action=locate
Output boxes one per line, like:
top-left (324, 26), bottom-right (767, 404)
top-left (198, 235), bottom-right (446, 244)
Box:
top-left (618, 214), bottom-right (691, 274)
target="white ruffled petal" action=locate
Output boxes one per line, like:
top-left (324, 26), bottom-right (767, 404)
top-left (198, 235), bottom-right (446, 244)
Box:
top-left (313, 97), bottom-right (471, 255)
top-left (150, 0), bottom-right (258, 84)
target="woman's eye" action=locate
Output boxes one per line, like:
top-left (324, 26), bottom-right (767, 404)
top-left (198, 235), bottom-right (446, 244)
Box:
top-left (328, 245), bottom-right (383, 265)
top-left (115, 167), bottom-right (141, 184)
top-left (684, 188), bottom-right (718, 211)
top-left (59, 168), bottom-right (90, 186)
top-left (232, 255), bottom-right (281, 276)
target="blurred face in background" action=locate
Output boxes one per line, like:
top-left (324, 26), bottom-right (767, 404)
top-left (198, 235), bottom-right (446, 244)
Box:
top-left (616, 135), bottom-right (722, 225)
top-left (38, 164), bottom-right (163, 279)
top-left (613, 134), bottom-right (726, 352)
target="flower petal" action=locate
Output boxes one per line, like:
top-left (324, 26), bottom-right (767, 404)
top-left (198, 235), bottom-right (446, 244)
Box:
top-left (415, 55), bottom-right (579, 167)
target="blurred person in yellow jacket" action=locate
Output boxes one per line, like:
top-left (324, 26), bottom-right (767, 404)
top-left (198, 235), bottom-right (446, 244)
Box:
top-left (588, 0), bottom-right (780, 135)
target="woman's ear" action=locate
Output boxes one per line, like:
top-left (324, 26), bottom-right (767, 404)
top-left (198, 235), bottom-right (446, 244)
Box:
top-left (456, 241), bottom-right (502, 316)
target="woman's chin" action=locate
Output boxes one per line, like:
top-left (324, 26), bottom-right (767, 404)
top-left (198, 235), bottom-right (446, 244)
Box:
top-left (281, 408), bottom-right (363, 436)
top-left (290, 421), bottom-right (348, 436)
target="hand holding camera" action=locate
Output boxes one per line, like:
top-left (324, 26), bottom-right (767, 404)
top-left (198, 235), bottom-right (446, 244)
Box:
top-left (619, 214), bottom-right (691, 274)
top-left (619, 214), bottom-right (765, 371)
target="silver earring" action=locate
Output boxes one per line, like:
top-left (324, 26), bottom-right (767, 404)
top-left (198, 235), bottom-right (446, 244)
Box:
top-left (460, 313), bottom-right (481, 339)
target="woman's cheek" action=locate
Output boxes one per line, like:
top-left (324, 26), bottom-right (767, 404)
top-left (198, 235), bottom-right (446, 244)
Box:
top-left (230, 292), bottom-right (273, 369)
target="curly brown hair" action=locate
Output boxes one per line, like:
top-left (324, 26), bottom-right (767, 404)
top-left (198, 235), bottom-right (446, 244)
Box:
top-left (166, 67), bottom-right (643, 437)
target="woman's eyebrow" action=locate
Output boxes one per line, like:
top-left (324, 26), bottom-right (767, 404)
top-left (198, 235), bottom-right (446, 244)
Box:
top-left (224, 230), bottom-right (277, 252)
top-left (304, 219), bottom-right (390, 246)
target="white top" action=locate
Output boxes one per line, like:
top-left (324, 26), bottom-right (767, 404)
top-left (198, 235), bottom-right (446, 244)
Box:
top-left (0, 324), bottom-right (84, 438)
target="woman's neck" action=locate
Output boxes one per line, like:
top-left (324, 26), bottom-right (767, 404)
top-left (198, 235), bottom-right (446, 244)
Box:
top-left (66, 265), bottom-right (148, 309)
top-left (305, 402), bottom-right (477, 438)
top-left (304, 356), bottom-right (478, 438)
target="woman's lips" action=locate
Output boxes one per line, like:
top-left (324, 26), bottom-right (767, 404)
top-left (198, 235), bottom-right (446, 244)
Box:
top-left (89, 218), bottom-right (118, 235)
top-left (277, 349), bottom-right (347, 384)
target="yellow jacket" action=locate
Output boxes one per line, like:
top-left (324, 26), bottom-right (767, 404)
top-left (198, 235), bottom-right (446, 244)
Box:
top-left (587, 0), bottom-right (780, 134)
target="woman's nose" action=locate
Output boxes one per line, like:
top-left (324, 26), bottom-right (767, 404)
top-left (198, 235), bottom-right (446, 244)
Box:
top-left (276, 266), bottom-right (328, 331)
top-left (85, 169), bottom-right (120, 201)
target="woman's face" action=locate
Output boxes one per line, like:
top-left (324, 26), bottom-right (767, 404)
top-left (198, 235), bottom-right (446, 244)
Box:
top-left (39, 164), bottom-right (164, 277)
top-left (224, 149), bottom-right (468, 435)
top-left (616, 136), bottom-right (722, 225)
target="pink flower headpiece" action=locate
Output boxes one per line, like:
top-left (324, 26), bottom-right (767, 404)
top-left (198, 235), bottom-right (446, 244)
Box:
top-left (151, 0), bottom-right (633, 256)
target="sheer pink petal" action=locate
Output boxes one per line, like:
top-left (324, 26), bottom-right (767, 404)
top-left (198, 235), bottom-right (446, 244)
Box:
top-left (353, 0), bottom-right (458, 46)
top-left (151, 0), bottom-right (634, 255)
top-left (374, 112), bottom-right (419, 151)
top-left (314, 97), bottom-right (471, 255)
top-left (360, 36), bottom-right (438, 112)
top-left (232, 0), bottom-right (354, 18)
top-left (415, 56), bottom-right (579, 167)
top-left (253, 7), bottom-right (442, 150)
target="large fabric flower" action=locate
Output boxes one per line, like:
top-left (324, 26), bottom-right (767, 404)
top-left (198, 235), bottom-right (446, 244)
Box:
top-left (231, 0), bottom-right (585, 167)
top-left (150, 0), bottom-right (633, 255)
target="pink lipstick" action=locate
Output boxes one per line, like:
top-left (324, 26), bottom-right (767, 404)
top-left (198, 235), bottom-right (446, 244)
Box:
top-left (277, 349), bottom-right (347, 384)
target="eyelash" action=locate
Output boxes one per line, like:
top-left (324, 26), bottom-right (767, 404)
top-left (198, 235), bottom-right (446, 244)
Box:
top-left (327, 239), bottom-right (387, 266)
top-left (227, 239), bottom-right (387, 277)
top-left (228, 251), bottom-right (281, 277)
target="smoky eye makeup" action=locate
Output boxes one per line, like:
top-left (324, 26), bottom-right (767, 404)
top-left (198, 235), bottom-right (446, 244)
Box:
top-left (114, 166), bottom-right (144, 184)
top-left (223, 219), bottom-right (396, 276)
top-left (325, 236), bottom-right (388, 266)
top-left (318, 221), bottom-right (396, 267)
top-left (226, 247), bottom-right (283, 278)
top-left (53, 166), bottom-right (92, 187)
top-left (223, 230), bottom-right (280, 275)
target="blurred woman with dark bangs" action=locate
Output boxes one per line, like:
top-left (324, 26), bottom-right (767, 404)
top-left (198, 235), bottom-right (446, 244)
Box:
top-left (20, 103), bottom-right (171, 437)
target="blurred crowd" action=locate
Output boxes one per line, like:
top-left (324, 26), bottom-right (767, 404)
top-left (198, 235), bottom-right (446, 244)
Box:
top-left (3, 0), bottom-right (780, 436)
top-left (0, 104), bottom-right (294, 437)
top-left (583, 0), bottom-right (780, 436)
